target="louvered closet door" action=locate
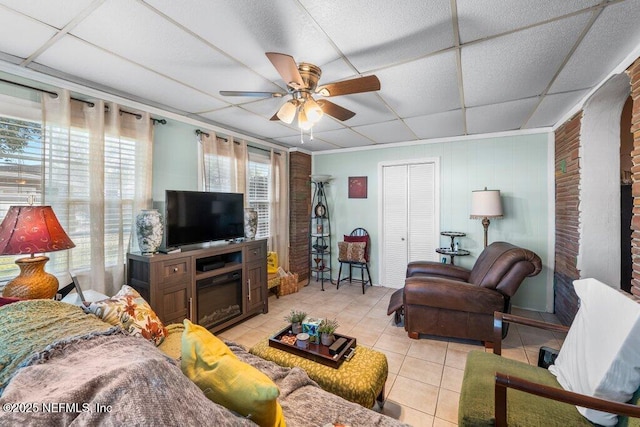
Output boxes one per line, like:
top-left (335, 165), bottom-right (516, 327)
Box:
top-left (381, 160), bottom-right (438, 289)
top-left (408, 163), bottom-right (437, 263)
top-left (381, 164), bottom-right (408, 288)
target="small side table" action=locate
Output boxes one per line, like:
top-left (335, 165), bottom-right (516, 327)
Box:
top-left (436, 231), bottom-right (469, 265)
top-left (435, 247), bottom-right (470, 265)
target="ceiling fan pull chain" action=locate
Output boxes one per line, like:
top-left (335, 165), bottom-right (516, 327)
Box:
top-left (300, 128), bottom-right (304, 144)
top-left (310, 127), bottom-right (314, 141)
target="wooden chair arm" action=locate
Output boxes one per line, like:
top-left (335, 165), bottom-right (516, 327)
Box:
top-left (494, 372), bottom-right (640, 427)
top-left (493, 311), bottom-right (570, 355)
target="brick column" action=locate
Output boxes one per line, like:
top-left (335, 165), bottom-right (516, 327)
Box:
top-left (288, 151), bottom-right (311, 281)
top-left (554, 112), bottom-right (582, 325)
top-left (626, 58), bottom-right (640, 297)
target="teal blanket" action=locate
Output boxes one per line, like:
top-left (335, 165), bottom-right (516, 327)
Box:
top-left (0, 299), bottom-right (113, 394)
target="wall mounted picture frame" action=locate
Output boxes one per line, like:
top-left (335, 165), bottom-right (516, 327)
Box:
top-left (348, 176), bottom-right (367, 199)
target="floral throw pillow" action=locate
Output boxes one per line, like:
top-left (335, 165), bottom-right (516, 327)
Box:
top-left (86, 285), bottom-right (167, 346)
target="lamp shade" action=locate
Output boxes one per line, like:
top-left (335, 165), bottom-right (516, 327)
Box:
top-left (470, 189), bottom-right (503, 219)
top-left (0, 205), bottom-right (75, 255)
top-left (276, 100), bottom-right (297, 124)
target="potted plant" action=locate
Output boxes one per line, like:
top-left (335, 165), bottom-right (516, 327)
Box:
top-left (284, 309), bottom-right (307, 334)
top-left (318, 318), bottom-right (340, 346)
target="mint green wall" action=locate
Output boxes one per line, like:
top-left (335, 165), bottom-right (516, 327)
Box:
top-left (152, 120), bottom-right (200, 201)
top-left (313, 132), bottom-right (551, 312)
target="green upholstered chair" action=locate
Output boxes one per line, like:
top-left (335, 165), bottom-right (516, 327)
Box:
top-left (459, 312), bottom-right (640, 427)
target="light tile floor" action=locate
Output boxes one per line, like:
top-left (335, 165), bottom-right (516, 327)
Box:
top-left (217, 279), bottom-right (565, 427)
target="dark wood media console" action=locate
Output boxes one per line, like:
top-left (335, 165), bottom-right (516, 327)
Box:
top-left (127, 239), bottom-right (267, 333)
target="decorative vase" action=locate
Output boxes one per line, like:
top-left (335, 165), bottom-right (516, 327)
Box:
top-left (244, 208), bottom-right (258, 240)
top-left (291, 322), bottom-right (303, 334)
top-left (321, 333), bottom-right (335, 346)
top-left (136, 209), bottom-right (163, 255)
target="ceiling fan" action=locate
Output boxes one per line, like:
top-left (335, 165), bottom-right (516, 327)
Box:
top-left (220, 52), bottom-right (381, 130)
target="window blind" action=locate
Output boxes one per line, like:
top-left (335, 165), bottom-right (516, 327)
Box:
top-left (247, 150), bottom-right (271, 239)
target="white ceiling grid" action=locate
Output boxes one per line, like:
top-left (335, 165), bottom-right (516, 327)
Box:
top-left (0, 0), bottom-right (637, 151)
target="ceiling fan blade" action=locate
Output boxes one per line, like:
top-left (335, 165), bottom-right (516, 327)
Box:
top-left (316, 99), bottom-right (356, 121)
top-left (219, 91), bottom-right (284, 97)
top-left (266, 52), bottom-right (304, 89)
top-left (316, 75), bottom-right (380, 97)
top-left (269, 112), bottom-right (280, 121)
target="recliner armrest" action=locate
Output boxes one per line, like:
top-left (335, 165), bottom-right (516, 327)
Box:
top-left (404, 276), bottom-right (504, 314)
top-left (406, 261), bottom-right (471, 281)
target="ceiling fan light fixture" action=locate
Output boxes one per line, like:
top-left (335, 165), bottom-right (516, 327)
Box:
top-left (304, 97), bottom-right (323, 123)
top-left (276, 100), bottom-right (297, 124)
top-left (297, 108), bottom-right (313, 131)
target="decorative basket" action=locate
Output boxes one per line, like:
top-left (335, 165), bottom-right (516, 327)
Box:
top-left (279, 273), bottom-right (299, 296)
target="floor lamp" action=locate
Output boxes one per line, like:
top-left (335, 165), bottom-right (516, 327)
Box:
top-left (470, 188), bottom-right (503, 248)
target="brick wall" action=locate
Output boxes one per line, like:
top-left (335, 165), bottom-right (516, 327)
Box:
top-left (554, 112), bottom-right (582, 325)
top-left (288, 152), bottom-right (311, 281)
top-left (627, 58), bottom-right (640, 297)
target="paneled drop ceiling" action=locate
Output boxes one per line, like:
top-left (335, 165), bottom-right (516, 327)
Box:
top-left (0, 0), bottom-right (639, 151)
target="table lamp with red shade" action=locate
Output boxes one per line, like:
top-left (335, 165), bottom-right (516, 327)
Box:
top-left (0, 205), bottom-right (75, 299)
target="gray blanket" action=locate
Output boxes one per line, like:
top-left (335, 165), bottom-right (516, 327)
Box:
top-left (227, 343), bottom-right (410, 427)
top-left (0, 333), bottom-right (254, 426)
top-left (1, 328), bottom-right (408, 426)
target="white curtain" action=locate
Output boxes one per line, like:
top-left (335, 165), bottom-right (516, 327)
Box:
top-left (201, 131), bottom-right (246, 195)
top-left (270, 150), bottom-right (289, 270)
top-left (42, 90), bottom-right (153, 295)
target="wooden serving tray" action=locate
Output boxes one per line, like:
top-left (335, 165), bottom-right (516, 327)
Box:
top-left (268, 324), bottom-right (357, 368)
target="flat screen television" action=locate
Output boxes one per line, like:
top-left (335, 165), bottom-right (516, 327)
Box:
top-left (165, 190), bottom-right (244, 247)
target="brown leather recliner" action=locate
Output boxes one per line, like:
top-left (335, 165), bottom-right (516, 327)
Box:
top-left (403, 241), bottom-right (542, 343)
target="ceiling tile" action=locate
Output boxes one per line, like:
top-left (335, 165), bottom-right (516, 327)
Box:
top-left (462, 13), bottom-right (591, 107)
top-left (0, 8), bottom-right (56, 59)
top-left (550, 0), bottom-right (640, 93)
top-left (274, 134), bottom-right (338, 151)
top-left (299, 0), bottom-right (454, 72)
top-left (145, 0), bottom-right (340, 83)
top-left (352, 119), bottom-right (416, 144)
top-left (35, 36), bottom-right (225, 113)
top-left (319, 92), bottom-right (395, 127)
top-left (525, 89), bottom-right (590, 128)
top-left (69, 0), bottom-right (277, 100)
top-left (200, 106), bottom-right (297, 139)
top-left (457, 0), bottom-right (600, 43)
top-left (405, 110), bottom-right (465, 139)
top-left (312, 128), bottom-right (375, 148)
top-left (0, 0), bottom-right (96, 29)
top-left (376, 51), bottom-right (460, 117)
top-left (467, 98), bottom-right (540, 134)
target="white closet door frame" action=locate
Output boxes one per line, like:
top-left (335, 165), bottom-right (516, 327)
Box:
top-left (378, 157), bottom-right (440, 288)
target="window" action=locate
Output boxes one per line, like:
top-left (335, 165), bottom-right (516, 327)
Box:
top-left (0, 113), bottom-right (142, 283)
top-left (247, 150), bottom-right (271, 239)
top-left (0, 116), bottom-right (43, 280)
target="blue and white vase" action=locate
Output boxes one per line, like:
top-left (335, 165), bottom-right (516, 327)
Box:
top-left (136, 209), bottom-right (163, 254)
top-left (244, 208), bottom-right (258, 240)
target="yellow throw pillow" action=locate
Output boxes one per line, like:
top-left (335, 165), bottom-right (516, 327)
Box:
top-left (181, 320), bottom-right (285, 427)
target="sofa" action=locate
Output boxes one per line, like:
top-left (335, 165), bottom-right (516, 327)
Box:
top-left (0, 299), bottom-right (408, 427)
top-left (401, 241), bottom-right (541, 343)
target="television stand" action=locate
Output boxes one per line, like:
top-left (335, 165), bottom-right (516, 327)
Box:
top-left (127, 239), bottom-right (267, 332)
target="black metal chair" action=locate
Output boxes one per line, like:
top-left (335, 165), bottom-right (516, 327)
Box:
top-left (337, 228), bottom-right (372, 294)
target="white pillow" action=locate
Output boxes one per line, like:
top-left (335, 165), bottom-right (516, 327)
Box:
top-left (549, 278), bottom-right (640, 426)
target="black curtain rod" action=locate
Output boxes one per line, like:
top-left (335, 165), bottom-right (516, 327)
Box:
top-left (0, 78), bottom-right (166, 125)
top-left (195, 129), bottom-right (281, 156)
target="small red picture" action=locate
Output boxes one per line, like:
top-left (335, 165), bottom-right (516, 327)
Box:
top-left (348, 176), bottom-right (367, 199)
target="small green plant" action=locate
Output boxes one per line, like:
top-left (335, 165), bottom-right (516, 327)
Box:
top-left (284, 309), bottom-right (307, 324)
top-left (318, 318), bottom-right (340, 335)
